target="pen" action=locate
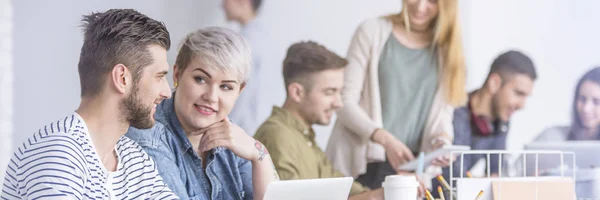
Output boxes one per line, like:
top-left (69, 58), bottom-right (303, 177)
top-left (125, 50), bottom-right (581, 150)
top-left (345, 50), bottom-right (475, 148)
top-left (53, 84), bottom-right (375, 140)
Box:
top-left (436, 175), bottom-right (451, 190)
top-left (437, 186), bottom-right (445, 200)
top-left (474, 190), bottom-right (484, 200)
top-left (425, 189), bottom-right (434, 200)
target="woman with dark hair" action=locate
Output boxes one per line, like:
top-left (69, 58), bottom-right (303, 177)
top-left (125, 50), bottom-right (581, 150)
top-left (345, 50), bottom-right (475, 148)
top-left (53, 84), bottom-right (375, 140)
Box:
top-left (536, 66), bottom-right (600, 141)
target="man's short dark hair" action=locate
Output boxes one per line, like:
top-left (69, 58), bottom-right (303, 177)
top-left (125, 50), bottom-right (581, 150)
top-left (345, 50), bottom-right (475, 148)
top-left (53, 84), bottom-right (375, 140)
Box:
top-left (251, 0), bottom-right (262, 12)
top-left (78, 9), bottom-right (171, 97)
top-left (283, 41), bottom-right (347, 91)
top-left (487, 50), bottom-right (537, 84)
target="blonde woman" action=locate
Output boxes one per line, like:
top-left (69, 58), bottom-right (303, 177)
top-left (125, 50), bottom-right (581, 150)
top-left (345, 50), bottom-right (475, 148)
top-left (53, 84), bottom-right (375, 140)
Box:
top-left (326, 0), bottom-right (466, 188)
top-left (127, 27), bottom-right (278, 199)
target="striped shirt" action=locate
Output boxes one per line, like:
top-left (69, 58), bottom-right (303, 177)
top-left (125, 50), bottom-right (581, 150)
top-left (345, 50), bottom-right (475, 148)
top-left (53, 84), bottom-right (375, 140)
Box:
top-left (1, 113), bottom-right (179, 199)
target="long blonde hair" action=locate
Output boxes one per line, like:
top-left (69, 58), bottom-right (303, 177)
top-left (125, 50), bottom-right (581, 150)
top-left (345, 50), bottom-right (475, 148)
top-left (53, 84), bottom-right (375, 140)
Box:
top-left (388, 0), bottom-right (466, 106)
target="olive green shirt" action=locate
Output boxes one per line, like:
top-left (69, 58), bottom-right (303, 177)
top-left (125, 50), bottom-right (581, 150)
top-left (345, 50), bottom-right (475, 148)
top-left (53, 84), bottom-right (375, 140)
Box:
top-left (254, 107), bottom-right (369, 195)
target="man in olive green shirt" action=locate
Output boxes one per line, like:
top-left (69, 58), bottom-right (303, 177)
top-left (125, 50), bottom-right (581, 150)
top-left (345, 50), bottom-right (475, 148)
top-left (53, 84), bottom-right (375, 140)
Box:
top-left (254, 41), bottom-right (383, 200)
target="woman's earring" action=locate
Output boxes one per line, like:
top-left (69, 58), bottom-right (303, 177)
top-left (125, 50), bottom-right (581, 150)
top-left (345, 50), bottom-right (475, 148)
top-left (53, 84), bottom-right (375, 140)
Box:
top-left (174, 82), bottom-right (178, 87)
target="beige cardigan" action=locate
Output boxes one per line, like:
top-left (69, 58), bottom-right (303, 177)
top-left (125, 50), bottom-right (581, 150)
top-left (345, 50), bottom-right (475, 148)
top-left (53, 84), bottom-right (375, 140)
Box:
top-left (325, 17), bottom-right (455, 178)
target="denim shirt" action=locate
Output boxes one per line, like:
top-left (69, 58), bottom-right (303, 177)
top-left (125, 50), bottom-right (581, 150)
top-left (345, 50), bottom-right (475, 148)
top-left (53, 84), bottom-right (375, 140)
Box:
top-left (126, 96), bottom-right (253, 200)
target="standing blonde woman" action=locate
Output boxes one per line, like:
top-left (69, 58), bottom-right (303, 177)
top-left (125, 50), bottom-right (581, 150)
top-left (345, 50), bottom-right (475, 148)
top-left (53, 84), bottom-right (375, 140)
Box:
top-left (326, 0), bottom-right (466, 188)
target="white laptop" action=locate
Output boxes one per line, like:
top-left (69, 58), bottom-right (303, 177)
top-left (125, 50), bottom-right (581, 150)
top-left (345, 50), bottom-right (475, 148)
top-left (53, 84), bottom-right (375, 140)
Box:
top-left (264, 177), bottom-right (353, 200)
top-left (523, 141), bottom-right (600, 175)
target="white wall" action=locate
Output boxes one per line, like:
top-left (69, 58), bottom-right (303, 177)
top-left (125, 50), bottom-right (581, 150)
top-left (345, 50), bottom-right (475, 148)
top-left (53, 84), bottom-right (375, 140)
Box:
top-left (0, 0), bottom-right (13, 181)
top-left (462, 0), bottom-right (600, 150)
top-left (8, 0), bottom-right (600, 158)
top-left (9, 0), bottom-right (404, 150)
top-left (10, 0), bottom-right (222, 146)
top-left (257, 0), bottom-right (600, 150)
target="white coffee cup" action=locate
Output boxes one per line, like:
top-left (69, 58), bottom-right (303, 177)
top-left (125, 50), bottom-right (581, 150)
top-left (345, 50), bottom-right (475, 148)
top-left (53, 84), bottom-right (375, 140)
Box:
top-left (382, 175), bottom-right (419, 200)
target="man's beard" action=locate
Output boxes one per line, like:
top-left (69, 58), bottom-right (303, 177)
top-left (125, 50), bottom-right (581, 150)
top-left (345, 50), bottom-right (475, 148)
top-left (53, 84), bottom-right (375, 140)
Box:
top-left (121, 84), bottom-right (154, 129)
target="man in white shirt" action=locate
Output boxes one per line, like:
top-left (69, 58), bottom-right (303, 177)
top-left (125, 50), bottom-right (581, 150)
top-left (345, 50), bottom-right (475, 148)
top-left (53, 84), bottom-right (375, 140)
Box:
top-left (2, 9), bottom-right (177, 199)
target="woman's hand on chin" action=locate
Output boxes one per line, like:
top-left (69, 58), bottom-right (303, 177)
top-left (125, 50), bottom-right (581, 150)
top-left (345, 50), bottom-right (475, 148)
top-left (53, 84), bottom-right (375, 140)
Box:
top-left (196, 118), bottom-right (265, 161)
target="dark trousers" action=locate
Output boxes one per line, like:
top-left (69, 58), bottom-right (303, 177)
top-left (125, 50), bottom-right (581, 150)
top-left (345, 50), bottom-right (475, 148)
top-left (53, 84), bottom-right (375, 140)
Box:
top-left (355, 160), bottom-right (397, 189)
